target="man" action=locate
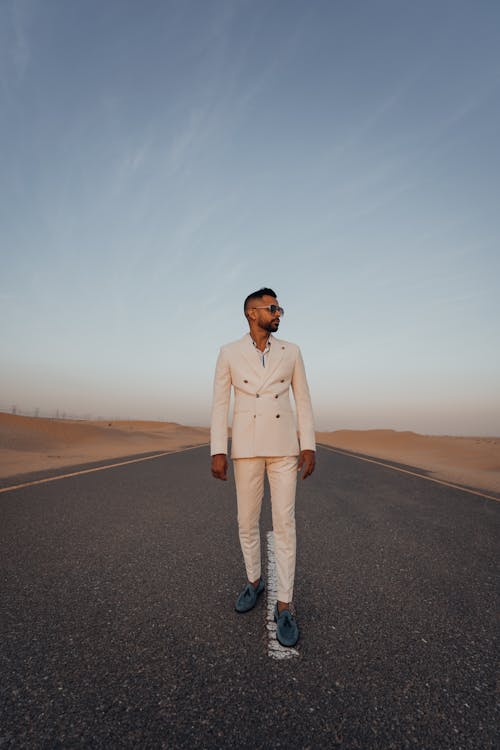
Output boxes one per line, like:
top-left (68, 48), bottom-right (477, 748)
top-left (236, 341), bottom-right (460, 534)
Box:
top-left (210, 287), bottom-right (316, 647)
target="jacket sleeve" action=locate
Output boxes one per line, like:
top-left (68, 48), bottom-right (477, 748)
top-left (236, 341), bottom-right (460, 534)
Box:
top-left (210, 347), bottom-right (232, 455)
top-left (291, 348), bottom-right (316, 452)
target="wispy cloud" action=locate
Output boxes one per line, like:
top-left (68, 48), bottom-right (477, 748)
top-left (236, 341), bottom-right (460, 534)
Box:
top-left (0, 0), bottom-right (33, 87)
top-left (166, 107), bottom-right (211, 176)
top-left (12, 0), bottom-right (31, 77)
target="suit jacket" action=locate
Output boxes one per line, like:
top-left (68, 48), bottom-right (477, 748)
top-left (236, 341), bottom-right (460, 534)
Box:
top-left (210, 333), bottom-right (315, 458)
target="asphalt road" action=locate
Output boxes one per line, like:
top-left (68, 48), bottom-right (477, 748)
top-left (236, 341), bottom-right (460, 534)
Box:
top-left (1, 445), bottom-right (498, 749)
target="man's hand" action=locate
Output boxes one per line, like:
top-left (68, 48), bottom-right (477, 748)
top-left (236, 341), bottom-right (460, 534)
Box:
top-left (298, 449), bottom-right (316, 480)
top-left (211, 453), bottom-right (228, 481)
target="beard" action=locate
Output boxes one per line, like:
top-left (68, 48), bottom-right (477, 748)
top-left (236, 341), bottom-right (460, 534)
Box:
top-left (263, 319), bottom-right (280, 333)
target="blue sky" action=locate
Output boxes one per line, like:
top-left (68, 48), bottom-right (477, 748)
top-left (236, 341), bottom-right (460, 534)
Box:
top-left (1, 0), bottom-right (499, 434)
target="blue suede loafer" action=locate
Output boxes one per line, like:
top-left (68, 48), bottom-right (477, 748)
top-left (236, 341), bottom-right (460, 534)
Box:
top-left (235, 577), bottom-right (265, 613)
top-left (274, 603), bottom-right (299, 647)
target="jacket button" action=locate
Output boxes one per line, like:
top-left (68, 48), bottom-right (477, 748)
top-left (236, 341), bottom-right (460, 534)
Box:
top-left (281, 346), bottom-right (285, 349)
top-left (256, 394), bottom-right (260, 398)
top-left (276, 414), bottom-right (280, 418)
top-left (274, 395), bottom-right (278, 399)
top-left (280, 379), bottom-right (285, 383)
top-left (243, 379), bottom-right (248, 383)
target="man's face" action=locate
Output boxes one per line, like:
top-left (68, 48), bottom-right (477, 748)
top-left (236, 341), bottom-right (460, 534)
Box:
top-left (252, 295), bottom-right (282, 333)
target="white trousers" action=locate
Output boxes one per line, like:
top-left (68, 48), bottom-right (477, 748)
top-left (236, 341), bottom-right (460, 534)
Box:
top-left (233, 456), bottom-right (298, 603)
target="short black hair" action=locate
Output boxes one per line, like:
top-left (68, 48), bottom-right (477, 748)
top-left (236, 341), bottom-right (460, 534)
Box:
top-left (244, 287), bottom-right (277, 316)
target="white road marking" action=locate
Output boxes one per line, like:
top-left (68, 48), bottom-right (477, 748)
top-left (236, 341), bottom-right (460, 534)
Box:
top-left (318, 444), bottom-right (500, 502)
top-left (0, 444), bottom-right (209, 494)
top-left (266, 530), bottom-right (299, 660)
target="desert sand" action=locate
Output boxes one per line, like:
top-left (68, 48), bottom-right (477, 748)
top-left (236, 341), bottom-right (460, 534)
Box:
top-left (1, 414), bottom-right (499, 496)
top-left (317, 429), bottom-right (500, 495)
top-left (0, 413), bottom-right (209, 479)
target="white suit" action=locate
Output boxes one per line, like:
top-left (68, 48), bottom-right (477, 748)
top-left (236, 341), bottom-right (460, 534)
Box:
top-left (210, 333), bottom-right (315, 602)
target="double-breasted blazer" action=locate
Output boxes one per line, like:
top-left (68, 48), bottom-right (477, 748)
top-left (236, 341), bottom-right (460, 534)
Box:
top-left (210, 333), bottom-right (316, 458)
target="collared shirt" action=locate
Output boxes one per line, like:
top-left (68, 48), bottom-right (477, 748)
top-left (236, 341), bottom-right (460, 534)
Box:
top-left (250, 333), bottom-right (271, 367)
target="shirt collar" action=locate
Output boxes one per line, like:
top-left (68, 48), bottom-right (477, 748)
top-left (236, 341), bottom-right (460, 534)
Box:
top-left (249, 333), bottom-right (271, 350)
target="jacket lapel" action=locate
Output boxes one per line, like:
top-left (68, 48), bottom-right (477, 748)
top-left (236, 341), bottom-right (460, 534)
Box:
top-left (238, 335), bottom-right (265, 382)
top-left (238, 334), bottom-right (287, 389)
top-left (258, 334), bottom-right (286, 390)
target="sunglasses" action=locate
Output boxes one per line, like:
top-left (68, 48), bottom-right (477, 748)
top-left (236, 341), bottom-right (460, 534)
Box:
top-left (250, 305), bottom-right (285, 316)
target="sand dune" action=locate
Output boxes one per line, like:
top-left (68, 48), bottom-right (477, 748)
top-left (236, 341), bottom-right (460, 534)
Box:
top-left (0, 413), bottom-right (209, 479)
top-left (317, 429), bottom-right (500, 495)
top-left (1, 414), bottom-right (499, 496)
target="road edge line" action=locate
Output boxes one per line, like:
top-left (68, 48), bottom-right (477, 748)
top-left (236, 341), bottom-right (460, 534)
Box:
top-left (317, 444), bottom-right (500, 502)
top-left (0, 443), bottom-right (209, 494)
